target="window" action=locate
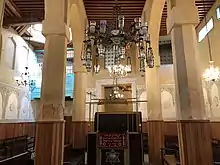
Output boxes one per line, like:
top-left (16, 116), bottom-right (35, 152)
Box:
top-left (198, 18), bottom-right (214, 42)
top-left (216, 6), bottom-right (220, 20)
top-left (67, 50), bottom-right (74, 58)
top-left (66, 65), bottom-right (73, 74)
top-left (159, 43), bottom-right (173, 65)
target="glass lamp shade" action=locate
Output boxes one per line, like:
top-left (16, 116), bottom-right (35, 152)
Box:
top-left (203, 61), bottom-right (220, 82)
top-left (108, 64), bottom-right (129, 78)
top-left (94, 65), bottom-right (100, 74)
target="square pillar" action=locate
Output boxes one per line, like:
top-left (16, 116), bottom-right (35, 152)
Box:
top-left (167, 0), bottom-right (213, 164)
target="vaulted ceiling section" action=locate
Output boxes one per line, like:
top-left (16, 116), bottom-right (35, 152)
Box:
top-left (2, 0), bottom-right (217, 48)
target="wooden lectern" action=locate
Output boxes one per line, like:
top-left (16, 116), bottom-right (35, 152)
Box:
top-left (87, 112), bottom-right (144, 165)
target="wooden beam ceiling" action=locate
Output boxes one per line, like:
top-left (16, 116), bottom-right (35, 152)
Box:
top-left (2, 0), bottom-right (217, 38)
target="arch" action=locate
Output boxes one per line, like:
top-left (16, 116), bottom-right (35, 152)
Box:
top-left (210, 84), bottom-right (220, 118)
top-left (19, 97), bottom-right (30, 119)
top-left (4, 37), bottom-right (17, 69)
top-left (139, 91), bottom-right (148, 121)
top-left (0, 92), bottom-right (3, 119)
top-left (5, 92), bottom-right (18, 119)
top-left (161, 90), bottom-right (176, 119)
top-left (69, 2), bottom-right (88, 72)
top-left (142, 0), bottom-right (166, 65)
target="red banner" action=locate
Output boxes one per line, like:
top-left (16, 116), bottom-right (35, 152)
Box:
top-left (98, 133), bottom-right (127, 149)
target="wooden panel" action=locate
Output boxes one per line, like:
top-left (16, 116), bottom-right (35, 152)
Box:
top-left (35, 121), bottom-right (64, 165)
top-left (163, 121), bottom-right (178, 136)
top-left (142, 122), bottom-right (148, 133)
top-left (0, 122), bottom-right (36, 140)
top-left (64, 116), bottom-right (72, 145)
top-left (177, 120), bottom-right (212, 165)
top-left (72, 121), bottom-right (90, 149)
top-left (148, 120), bottom-right (164, 165)
top-left (210, 122), bottom-right (220, 139)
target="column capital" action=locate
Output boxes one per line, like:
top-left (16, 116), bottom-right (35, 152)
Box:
top-left (166, 0), bottom-right (199, 34)
top-left (42, 21), bottom-right (70, 40)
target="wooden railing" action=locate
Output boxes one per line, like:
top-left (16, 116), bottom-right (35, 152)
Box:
top-left (0, 135), bottom-right (35, 165)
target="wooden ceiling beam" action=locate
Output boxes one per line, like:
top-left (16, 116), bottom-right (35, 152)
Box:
top-left (5, 0), bottom-right (22, 18)
top-left (3, 17), bottom-right (42, 25)
top-left (19, 25), bottom-right (30, 35)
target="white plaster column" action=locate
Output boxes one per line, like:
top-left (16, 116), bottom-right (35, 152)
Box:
top-left (142, 0), bottom-right (166, 164)
top-left (167, 0), bottom-right (212, 164)
top-left (144, 0), bottom-right (164, 120)
top-left (69, 2), bottom-right (88, 149)
top-left (0, 0), bottom-right (5, 61)
top-left (73, 71), bottom-right (87, 121)
top-left (35, 0), bottom-right (69, 164)
top-left (167, 0), bottom-right (206, 120)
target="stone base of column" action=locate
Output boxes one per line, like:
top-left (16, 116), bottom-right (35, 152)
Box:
top-left (72, 121), bottom-right (88, 149)
top-left (177, 120), bottom-right (212, 165)
top-left (35, 121), bottom-right (65, 165)
top-left (148, 120), bottom-right (164, 165)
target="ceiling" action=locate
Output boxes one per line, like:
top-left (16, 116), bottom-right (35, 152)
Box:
top-left (2, 0), bottom-right (217, 48)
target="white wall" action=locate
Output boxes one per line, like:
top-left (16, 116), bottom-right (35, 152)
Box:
top-left (0, 28), bottom-right (37, 121)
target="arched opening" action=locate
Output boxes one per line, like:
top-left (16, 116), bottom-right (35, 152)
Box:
top-left (19, 97), bottom-right (30, 119)
top-left (161, 90), bottom-right (176, 119)
top-left (5, 92), bottom-right (18, 119)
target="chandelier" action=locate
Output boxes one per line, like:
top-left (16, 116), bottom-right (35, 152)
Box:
top-left (108, 57), bottom-right (131, 78)
top-left (203, 61), bottom-right (220, 81)
top-left (202, 0), bottom-right (220, 82)
top-left (109, 86), bottom-right (124, 99)
top-left (14, 66), bottom-right (32, 87)
top-left (81, 0), bottom-right (154, 75)
top-left (109, 78), bottom-right (124, 99)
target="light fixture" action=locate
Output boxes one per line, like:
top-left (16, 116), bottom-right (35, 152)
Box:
top-left (109, 78), bottom-right (124, 100)
top-left (108, 64), bottom-right (130, 78)
top-left (81, 0), bottom-right (154, 75)
top-left (203, 61), bottom-right (220, 81)
top-left (202, 0), bottom-right (220, 82)
top-left (109, 86), bottom-right (124, 99)
top-left (14, 66), bottom-right (32, 86)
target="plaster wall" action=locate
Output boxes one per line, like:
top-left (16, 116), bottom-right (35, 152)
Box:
top-left (0, 28), bottom-right (37, 121)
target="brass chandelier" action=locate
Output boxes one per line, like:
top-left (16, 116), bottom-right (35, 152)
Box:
top-left (81, 0), bottom-right (154, 75)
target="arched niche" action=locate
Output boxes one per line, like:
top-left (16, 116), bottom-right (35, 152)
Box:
top-left (5, 92), bottom-right (18, 119)
top-left (0, 93), bottom-right (3, 119)
top-left (203, 88), bottom-right (211, 118)
top-left (210, 84), bottom-right (220, 118)
top-left (139, 91), bottom-right (148, 121)
top-left (4, 37), bottom-right (16, 69)
top-left (19, 97), bottom-right (30, 120)
top-left (161, 90), bottom-right (176, 119)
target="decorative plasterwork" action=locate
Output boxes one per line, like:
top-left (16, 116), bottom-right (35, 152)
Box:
top-left (0, 81), bottom-right (34, 121)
